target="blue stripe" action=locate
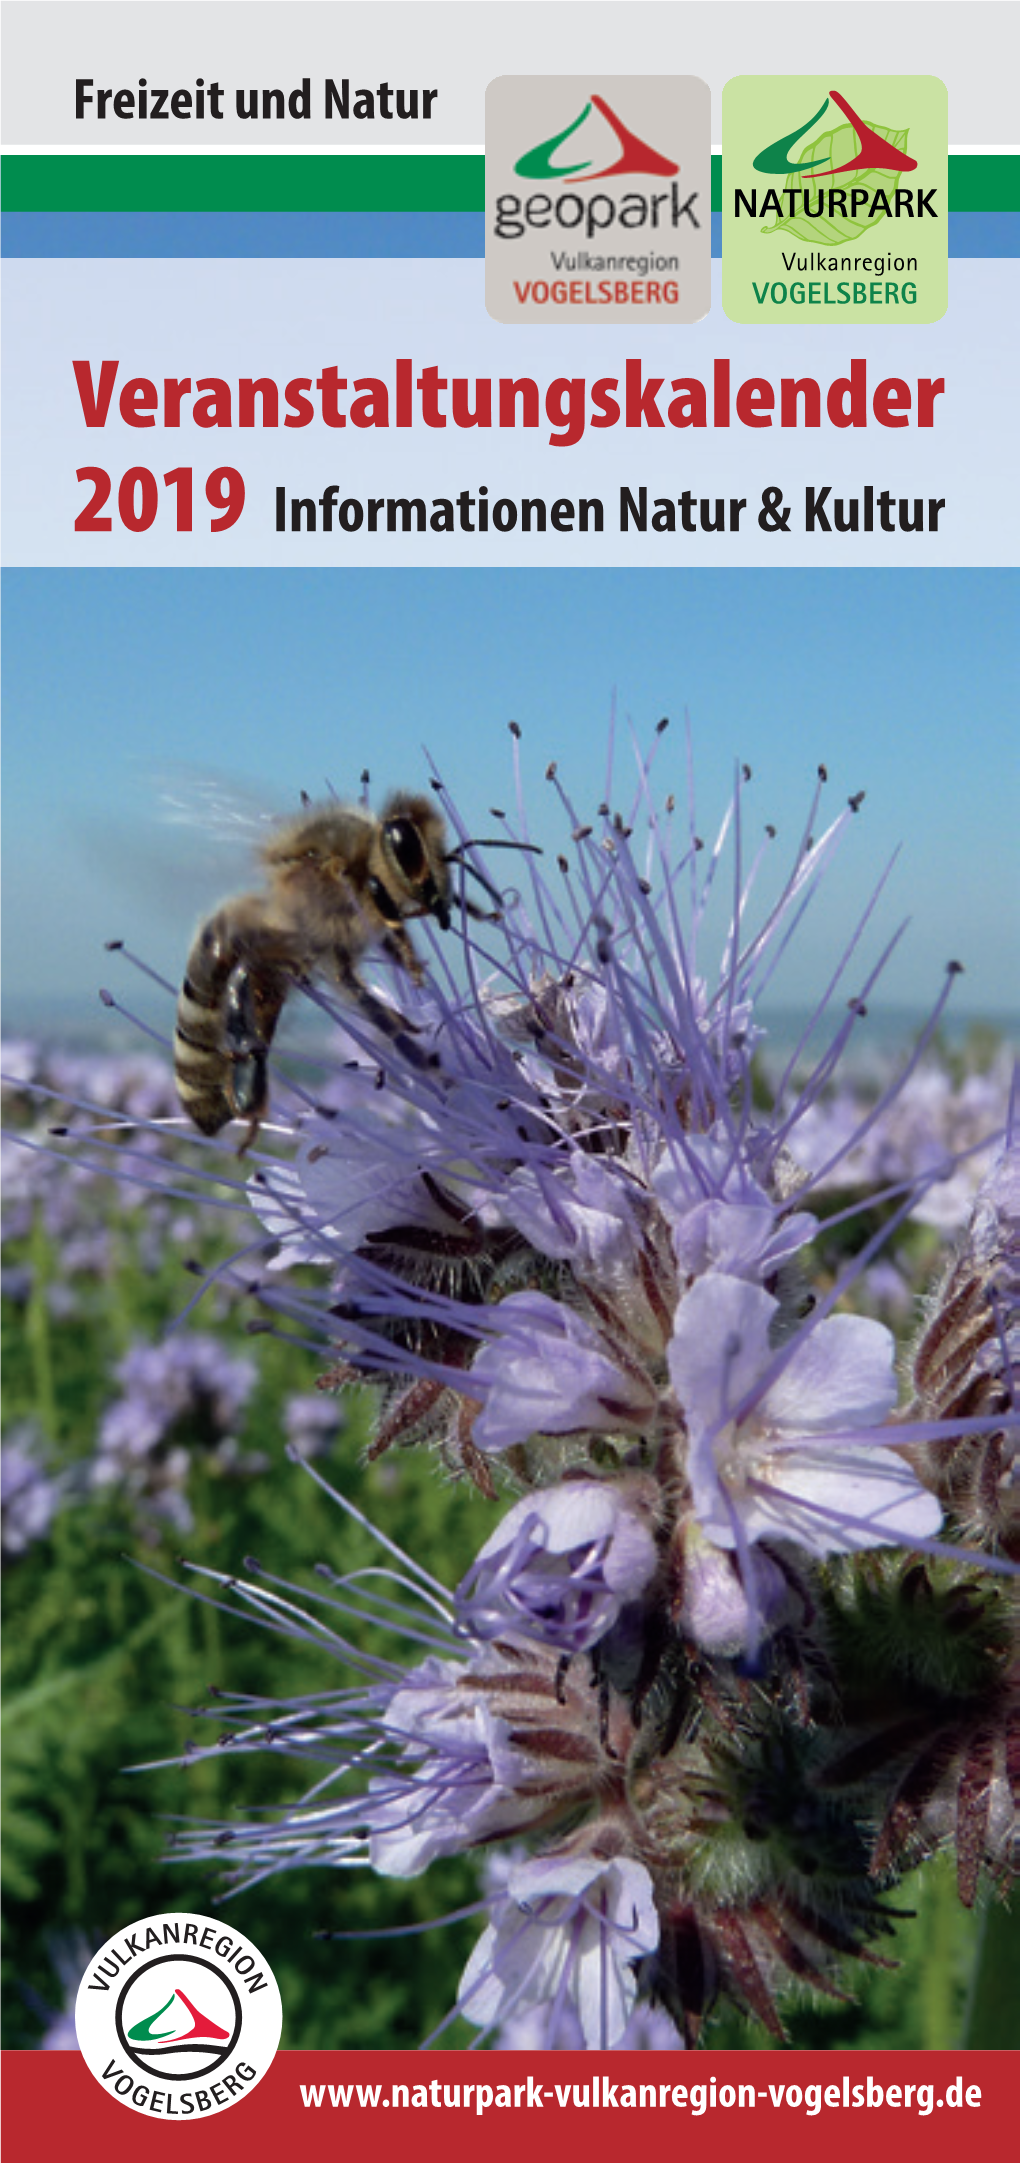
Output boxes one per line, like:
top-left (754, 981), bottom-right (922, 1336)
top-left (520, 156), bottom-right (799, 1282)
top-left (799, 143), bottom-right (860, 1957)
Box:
top-left (713, 211), bottom-right (1018, 256)
top-left (946, 211), bottom-right (1020, 255)
top-left (2, 209), bottom-right (1017, 257)
top-left (1, 210), bottom-right (485, 256)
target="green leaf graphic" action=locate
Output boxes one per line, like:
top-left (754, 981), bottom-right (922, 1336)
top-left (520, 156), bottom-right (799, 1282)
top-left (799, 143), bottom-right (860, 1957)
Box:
top-left (761, 121), bottom-right (911, 244)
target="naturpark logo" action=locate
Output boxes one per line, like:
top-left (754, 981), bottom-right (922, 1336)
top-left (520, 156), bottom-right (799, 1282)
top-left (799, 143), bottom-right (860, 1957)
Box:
top-left (752, 88), bottom-right (918, 180)
top-left (485, 75), bottom-right (711, 324)
top-left (722, 75), bottom-right (948, 325)
top-left (75, 1912), bottom-right (283, 2121)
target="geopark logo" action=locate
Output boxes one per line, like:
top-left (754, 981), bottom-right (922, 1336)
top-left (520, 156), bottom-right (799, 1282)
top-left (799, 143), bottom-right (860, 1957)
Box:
top-left (486, 75), bottom-right (711, 324)
top-left (513, 94), bottom-right (680, 181)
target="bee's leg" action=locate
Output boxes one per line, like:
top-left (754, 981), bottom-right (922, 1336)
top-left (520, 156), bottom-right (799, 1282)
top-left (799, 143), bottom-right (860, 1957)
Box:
top-left (333, 957), bottom-right (412, 1038)
top-left (223, 963), bottom-right (271, 1149)
top-left (333, 957), bottom-right (439, 1073)
top-left (379, 925), bottom-right (424, 983)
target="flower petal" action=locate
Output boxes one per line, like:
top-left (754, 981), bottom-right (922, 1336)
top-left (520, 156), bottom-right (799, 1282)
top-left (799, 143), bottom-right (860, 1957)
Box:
top-left (668, 1274), bottom-right (777, 1430)
top-left (472, 1293), bottom-right (655, 1455)
top-left (744, 1443), bottom-right (943, 1555)
top-left (764, 1313), bottom-right (898, 1433)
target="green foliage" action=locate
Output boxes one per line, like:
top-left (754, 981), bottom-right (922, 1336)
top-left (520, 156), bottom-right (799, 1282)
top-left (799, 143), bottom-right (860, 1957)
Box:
top-left (2, 1194), bottom-right (497, 2049)
top-left (706, 1855), bottom-right (987, 2051)
top-left (681, 1717), bottom-right (875, 1912)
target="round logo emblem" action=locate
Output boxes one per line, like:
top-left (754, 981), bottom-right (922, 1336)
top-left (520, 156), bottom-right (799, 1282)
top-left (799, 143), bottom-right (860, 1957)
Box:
top-left (75, 1912), bottom-right (282, 2120)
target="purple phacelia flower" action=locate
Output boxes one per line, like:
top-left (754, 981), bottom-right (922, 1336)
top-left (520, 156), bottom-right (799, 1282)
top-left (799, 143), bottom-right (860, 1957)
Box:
top-left (470, 1292), bottom-right (659, 1456)
top-left (159, 1489), bottom-right (637, 1895)
top-left (673, 1520), bottom-right (790, 1658)
top-left (1, 1427), bottom-right (64, 1554)
top-left (652, 1130), bottom-right (817, 1282)
top-left (455, 1477), bottom-right (659, 1653)
top-left (668, 1273), bottom-right (941, 1563)
top-left (283, 1392), bottom-right (343, 1458)
top-left (92, 1333), bottom-right (261, 1530)
top-left (457, 1849), bottom-right (660, 2050)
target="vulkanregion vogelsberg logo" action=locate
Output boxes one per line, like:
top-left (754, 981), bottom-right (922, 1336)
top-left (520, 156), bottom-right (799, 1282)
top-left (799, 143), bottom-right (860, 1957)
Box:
top-left (75, 1912), bottom-right (282, 2120)
top-left (722, 76), bottom-right (948, 324)
top-left (486, 76), bottom-right (711, 324)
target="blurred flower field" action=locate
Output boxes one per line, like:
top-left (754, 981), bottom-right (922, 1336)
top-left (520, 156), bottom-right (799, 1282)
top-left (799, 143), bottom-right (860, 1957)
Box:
top-left (2, 1039), bottom-right (497, 2049)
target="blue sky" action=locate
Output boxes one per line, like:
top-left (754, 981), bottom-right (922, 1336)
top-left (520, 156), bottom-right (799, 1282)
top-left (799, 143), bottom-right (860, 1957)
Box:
top-left (2, 568), bottom-right (1016, 1030)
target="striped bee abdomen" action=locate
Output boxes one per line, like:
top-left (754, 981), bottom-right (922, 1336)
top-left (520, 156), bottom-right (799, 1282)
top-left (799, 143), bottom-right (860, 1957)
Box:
top-left (174, 905), bottom-right (287, 1139)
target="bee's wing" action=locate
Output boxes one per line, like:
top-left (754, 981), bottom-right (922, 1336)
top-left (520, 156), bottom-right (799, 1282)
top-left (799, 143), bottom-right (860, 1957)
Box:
top-left (154, 764), bottom-right (289, 855)
top-left (82, 766), bottom-right (348, 1000)
top-left (80, 768), bottom-right (294, 963)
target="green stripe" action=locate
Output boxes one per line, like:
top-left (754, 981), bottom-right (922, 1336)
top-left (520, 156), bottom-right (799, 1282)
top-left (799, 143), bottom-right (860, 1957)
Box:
top-left (1, 150), bottom-right (1015, 214)
top-left (948, 152), bottom-right (1018, 210)
top-left (1, 153), bottom-right (484, 212)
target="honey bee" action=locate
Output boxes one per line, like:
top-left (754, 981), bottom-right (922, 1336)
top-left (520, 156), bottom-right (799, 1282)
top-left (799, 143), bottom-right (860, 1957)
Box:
top-left (174, 791), bottom-right (459, 1147)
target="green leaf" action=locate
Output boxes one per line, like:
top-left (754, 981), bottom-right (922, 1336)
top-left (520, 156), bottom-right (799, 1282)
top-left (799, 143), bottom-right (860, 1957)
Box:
top-left (762, 121), bottom-right (913, 243)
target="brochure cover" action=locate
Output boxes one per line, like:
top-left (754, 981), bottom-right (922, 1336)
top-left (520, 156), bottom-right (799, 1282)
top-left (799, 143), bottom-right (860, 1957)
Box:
top-left (2, 2), bottom-right (1018, 2152)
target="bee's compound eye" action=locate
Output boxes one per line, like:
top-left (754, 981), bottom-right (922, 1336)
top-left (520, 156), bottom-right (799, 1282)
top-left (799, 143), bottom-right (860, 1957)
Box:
top-left (384, 818), bottom-right (426, 881)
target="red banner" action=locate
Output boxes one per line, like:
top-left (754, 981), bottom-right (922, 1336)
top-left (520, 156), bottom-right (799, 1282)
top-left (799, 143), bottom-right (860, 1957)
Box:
top-left (3, 2049), bottom-right (1013, 2161)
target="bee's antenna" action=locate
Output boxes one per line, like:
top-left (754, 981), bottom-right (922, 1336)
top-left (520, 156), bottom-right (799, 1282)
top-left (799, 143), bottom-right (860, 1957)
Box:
top-left (445, 857), bottom-right (504, 909)
top-left (445, 838), bottom-right (544, 911)
top-left (446, 837), bottom-right (543, 861)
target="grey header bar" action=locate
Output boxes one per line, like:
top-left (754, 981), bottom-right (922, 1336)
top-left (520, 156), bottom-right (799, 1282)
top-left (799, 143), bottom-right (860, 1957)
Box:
top-left (2, 2), bottom-right (1014, 145)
